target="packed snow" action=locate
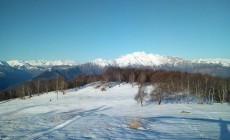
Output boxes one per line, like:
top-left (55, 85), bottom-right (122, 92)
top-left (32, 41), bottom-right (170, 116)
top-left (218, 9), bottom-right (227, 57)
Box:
top-left (0, 83), bottom-right (229, 140)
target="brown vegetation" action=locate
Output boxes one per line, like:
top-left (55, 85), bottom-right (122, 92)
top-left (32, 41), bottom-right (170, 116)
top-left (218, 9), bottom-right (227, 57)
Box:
top-left (1, 68), bottom-right (229, 104)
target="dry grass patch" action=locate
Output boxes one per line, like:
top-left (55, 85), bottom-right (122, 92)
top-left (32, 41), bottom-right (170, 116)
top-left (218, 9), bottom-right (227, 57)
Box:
top-left (101, 87), bottom-right (106, 91)
top-left (95, 85), bottom-right (101, 89)
top-left (181, 110), bottom-right (191, 114)
top-left (129, 118), bottom-right (143, 129)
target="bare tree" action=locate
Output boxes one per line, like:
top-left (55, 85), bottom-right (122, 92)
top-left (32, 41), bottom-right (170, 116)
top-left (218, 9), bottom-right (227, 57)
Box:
top-left (56, 73), bottom-right (59, 100)
top-left (9, 90), bottom-right (12, 99)
top-left (44, 80), bottom-right (49, 93)
top-left (221, 79), bottom-right (228, 103)
top-left (138, 72), bottom-right (146, 85)
top-left (18, 85), bottom-right (25, 99)
top-left (25, 82), bottom-right (32, 98)
top-left (129, 70), bottom-right (136, 87)
top-left (135, 85), bottom-right (147, 107)
top-left (36, 79), bottom-right (40, 95)
top-left (150, 84), bottom-right (165, 105)
top-left (116, 69), bottom-right (123, 86)
top-left (59, 78), bottom-right (67, 94)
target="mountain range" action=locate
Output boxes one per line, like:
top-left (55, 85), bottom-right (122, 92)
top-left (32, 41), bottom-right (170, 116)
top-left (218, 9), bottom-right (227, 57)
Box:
top-left (1, 52), bottom-right (230, 91)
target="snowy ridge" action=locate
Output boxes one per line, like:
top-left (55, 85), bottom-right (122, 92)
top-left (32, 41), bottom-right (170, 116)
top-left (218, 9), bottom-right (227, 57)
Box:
top-left (90, 52), bottom-right (229, 68)
top-left (2, 52), bottom-right (230, 70)
top-left (111, 52), bottom-right (165, 67)
top-left (6, 60), bottom-right (78, 70)
top-left (91, 58), bottom-right (109, 67)
top-left (89, 52), bottom-right (193, 68)
top-left (194, 58), bottom-right (230, 67)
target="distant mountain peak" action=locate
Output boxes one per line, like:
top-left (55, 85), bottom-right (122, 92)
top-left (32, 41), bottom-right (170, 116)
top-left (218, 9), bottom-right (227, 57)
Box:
top-left (6, 60), bottom-right (79, 70)
top-left (108, 52), bottom-right (189, 67)
top-left (86, 52), bottom-right (230, 69)
top-left (194, 58), bottom-right (230, 67)
top-left (91, 58), bottom-right (109, 67)
top-left (3, 52), bottom-right (230, 69)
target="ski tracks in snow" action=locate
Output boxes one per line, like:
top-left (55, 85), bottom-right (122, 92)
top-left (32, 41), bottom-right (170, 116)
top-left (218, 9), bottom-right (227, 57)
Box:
top-left (21, 115), bottom-right (82, 140)
top-left (180, 104), bottom-right (215, 139)
top-left (180, 117), bottom-right (207, 138)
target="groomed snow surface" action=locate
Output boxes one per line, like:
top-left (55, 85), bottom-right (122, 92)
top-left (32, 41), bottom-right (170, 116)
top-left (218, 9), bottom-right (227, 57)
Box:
top-left (0, 83), bottom-right (229, 140)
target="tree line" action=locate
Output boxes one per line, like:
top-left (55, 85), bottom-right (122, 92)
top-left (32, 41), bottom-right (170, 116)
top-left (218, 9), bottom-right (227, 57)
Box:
top-left (0, 68), bottom-right (229, 104)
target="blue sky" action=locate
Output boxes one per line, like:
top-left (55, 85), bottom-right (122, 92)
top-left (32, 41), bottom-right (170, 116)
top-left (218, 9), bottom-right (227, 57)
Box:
top-left (0, 0), bottom-right (229, 62)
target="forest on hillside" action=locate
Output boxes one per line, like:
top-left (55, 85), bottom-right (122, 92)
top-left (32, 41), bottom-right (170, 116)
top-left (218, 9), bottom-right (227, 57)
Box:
top-left (0, 68), bottom-right (229, 104)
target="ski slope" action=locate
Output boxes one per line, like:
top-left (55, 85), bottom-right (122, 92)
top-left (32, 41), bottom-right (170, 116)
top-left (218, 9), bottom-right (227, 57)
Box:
top-left (0, 83), bottom-right (229, 139)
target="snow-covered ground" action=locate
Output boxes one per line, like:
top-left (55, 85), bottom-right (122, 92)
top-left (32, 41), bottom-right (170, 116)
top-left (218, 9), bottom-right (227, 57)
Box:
top-left (0, 83), bottom-right (229, 140)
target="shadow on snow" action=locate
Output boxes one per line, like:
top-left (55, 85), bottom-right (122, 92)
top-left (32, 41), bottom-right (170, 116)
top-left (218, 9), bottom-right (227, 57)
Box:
top-left (146, 116), bottom-right (230, 140)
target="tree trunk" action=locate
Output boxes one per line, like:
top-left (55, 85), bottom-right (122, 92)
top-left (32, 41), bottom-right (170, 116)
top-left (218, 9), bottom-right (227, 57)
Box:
top-left (158, 99), bottom-right (161, 105)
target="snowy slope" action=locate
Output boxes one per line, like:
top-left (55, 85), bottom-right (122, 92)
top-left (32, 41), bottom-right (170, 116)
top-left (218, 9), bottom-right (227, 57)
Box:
top-left (0, 83), bottom-right (229, 139)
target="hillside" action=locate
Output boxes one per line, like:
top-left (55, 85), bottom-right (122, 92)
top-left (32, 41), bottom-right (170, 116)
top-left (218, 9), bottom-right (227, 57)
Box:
top-left (0, 83), bottom-right (229, 139)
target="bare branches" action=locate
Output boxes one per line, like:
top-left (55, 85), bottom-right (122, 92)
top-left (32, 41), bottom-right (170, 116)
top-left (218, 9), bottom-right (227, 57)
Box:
top-left (0, 67), bottom-right (229, 104)
top-left (135, 85), bottom-right (148, 107)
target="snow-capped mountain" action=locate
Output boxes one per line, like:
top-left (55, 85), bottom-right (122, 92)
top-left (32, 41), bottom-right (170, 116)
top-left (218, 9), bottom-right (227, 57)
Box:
top-left (89, 52), bottom-right (188, 68)
top-left (3, 52), bottom-right (230, 71)
top-left (86, 52), bottom-right (230, 78)
top-left (89, 52), bottom-right (230, 68)
top-left (109, 52), bottom-right (191, 68)
top-left (0, 62), bottom-right (34, 90)
top-left (1, 52), bottom-right (230, 91)
top-left (194, 58), bottom-right (230, 67)
top-left (91, 58), bottom-right (109, 67)
top-left (6, 60), bottom-right (79, 70)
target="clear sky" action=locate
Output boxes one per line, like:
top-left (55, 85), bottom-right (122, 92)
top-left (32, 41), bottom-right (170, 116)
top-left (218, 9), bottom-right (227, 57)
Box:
top-left (0, 0), bottom-right (230, 62)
